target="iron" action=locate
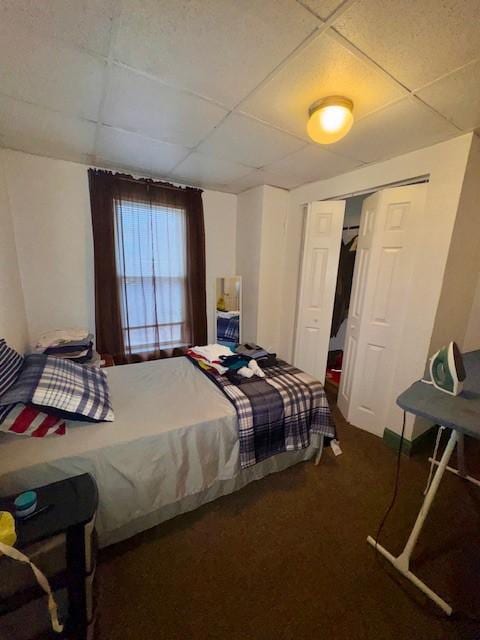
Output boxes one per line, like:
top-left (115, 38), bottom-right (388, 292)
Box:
top-left (429, 341), bottom-right (466, 396)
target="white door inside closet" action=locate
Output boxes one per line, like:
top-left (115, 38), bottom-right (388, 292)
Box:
top-left (338, 184), bottom-right (427, 436)
top-left (294, 200), bottom-right (345, 384)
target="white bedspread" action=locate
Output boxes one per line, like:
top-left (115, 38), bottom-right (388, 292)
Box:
top-left (0, 357), bottom-right (319, 546)
top-left (0, 359), bottom-right (240, 540)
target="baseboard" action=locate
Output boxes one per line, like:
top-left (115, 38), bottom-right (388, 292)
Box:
top-left (383, 425), bottom-right (435, 457)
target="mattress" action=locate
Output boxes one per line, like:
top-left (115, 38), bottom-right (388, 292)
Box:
top-left (0, 358), bottom-right (318, 546)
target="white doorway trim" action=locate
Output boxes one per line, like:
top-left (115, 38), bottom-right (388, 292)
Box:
top-left (323, 174), bottom-right (429, 202)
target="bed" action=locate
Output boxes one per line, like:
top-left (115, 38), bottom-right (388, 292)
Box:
top-left (0, 358), bottom-right (326, 547)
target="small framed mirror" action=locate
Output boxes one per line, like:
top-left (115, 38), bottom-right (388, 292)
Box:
top-left (215, 276), bottom-right (242, 346)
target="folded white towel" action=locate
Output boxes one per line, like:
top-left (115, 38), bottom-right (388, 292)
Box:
top-left (238, 366), bottom-right (254, 378)
top-left (205, 362), bottom-right (228, 375)
top-left (248, 359), bottom-right (266, 378)
top-left (35, 328), bottom-right (90, 350)
top-left (191, 344), bottom-right (234, 364)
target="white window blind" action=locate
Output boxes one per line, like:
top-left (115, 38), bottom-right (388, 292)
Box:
top-left (114, 197), bottom-right (188, 353)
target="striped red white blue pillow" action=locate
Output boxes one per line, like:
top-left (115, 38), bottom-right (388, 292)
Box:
top-left (0, 340), bottom-right (66, 437)
top-left (0, 338), bottom-right (24, 397)
top-left (0, 403), bottom-right (66, 437)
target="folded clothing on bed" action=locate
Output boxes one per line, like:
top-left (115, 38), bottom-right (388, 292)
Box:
top-left (0, 354), bottom-right (114, 423)
top-left (44, 344), bottom-right (92, 359)
top-left (219, 356), bottom-right (266, 379)
top-left (188, 345), bottom-right (265, 379)
top-left (235, 344), bottom-right (278, 369)
top-left (35, 330), bottom-right (97, 365)
top-left (188, 344), bottom-right (234, 374)
top-left (235, 343), bottom-right (269, 360)
top-left (35, 328), bottom-right (91, 350)
top-left (44, 336), bottom-right (93, 354)
top-left (188, 356), bottom-right (335, 468)
top-left (218, 354), bottom-right (250, 370)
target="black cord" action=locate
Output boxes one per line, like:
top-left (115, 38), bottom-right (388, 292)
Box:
top-left (375, 410), bottom-right (406, 552)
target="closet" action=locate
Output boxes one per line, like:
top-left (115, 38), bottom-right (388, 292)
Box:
top-left (326, 195), bottom-right (366, 392)
top-left (295, 183), bottom-right (428, 437)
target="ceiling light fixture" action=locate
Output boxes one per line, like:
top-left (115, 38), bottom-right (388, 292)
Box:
top-left (307, 96), bottom-right (354, 144)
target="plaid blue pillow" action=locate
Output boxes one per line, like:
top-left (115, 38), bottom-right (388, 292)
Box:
top-left (0, 338), bottom-right (24, 398)
top-left (0, 354), bottom-right (114, 423)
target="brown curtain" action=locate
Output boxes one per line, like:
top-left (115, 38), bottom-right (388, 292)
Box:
top-left (88, 169), bottom-right (207, 364)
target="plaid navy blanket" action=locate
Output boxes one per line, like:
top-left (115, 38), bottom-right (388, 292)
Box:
top-left (0, 354), bottom-right (114, 422)
top-left (188, 357), bottom-right (335, 469)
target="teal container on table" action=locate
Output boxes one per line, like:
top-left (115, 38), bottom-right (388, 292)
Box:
top-left (14, 490), bottom-right (37, 518)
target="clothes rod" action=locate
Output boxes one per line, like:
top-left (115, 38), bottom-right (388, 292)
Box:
top-left (343, 224), bottom-right (360, 230)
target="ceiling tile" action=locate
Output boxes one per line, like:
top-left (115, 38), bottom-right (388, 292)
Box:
top-left (334, 0), bottom-right (480, 90)
top-left (103, 65), bottom-right (227, 148)
top-left (332, 98), bottom-right (459, 163)
top-left (241, 31), bottom-right (405, 139)
top-left (262, 144), bottom-right (363, 185)
top-left (222, 170), bottom-right (270, 194)
top-left (223, 169), bottom-right (300, 194)
top-left (96, 126), bottom-right (191, 177)
top-left (256, 171), bottom-right (305, 190)
top-left (170, 152), bottom-right (252, 189)
top-left (198, 114), bottom-right (307, 168)
top-left (0, 95), bottom-right (96, 162)
top-left (299, 0), bottom-right (346, 20)
top-left (0, 24), bottom-right (105, 121)
top-left (114, 0), bottom-right (319, 107)
top-left (0, 0), bottom-right (117, 56)
top-left (223, 146), bottom-right (361, 193)
top-left (417, 60), bottom-right (480, 131)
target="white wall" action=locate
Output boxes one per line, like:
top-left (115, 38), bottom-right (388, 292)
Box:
top-left (429, 135), bottom-right (480, 355)
top-left (236, 185), bottom-right (289, 351)
top-left (1, 149), bottom-right (237, 346)
top-left (202, 189), bottom-right (237, 342)
top-left (236, 186), bottom-right (264, 343)
top-left (0, 153), bottom-right (28, 351)
top-left (256, 186), bottom-right (288, 353)
top-left (464, 275), bottom-right (480, 351)
top-left (280, 133), bottom-right (474, 439)
top-left (3, 151), bottom-right (95, 345)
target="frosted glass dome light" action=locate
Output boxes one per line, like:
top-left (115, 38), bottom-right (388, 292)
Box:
top-left (307, 96), bottom-right (354, 144)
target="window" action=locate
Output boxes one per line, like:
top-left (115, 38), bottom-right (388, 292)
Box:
top-left (89, 169), bottom-right (206, 363)
top-left (114, 197), bottom-right (188, 353)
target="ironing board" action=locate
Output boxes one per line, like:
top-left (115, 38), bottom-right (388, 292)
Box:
top-left (367, 349), bottom-right (480, 615)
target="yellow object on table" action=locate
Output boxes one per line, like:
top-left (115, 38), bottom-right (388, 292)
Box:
top-left (0, 511), bottom-right (16, 547)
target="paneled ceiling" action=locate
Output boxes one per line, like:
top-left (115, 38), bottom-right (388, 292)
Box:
top-left (0, 0), bottom-right (479, 193)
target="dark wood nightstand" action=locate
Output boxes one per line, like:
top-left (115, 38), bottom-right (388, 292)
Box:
top-left (0, 474), bottom-right (98, 640)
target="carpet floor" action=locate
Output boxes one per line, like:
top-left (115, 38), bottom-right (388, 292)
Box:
top-left (97, 402), bottom-right (480, 640)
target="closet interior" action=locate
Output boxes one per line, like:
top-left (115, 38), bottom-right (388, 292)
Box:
top-left (325, 194), bottom-right (370, 399)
